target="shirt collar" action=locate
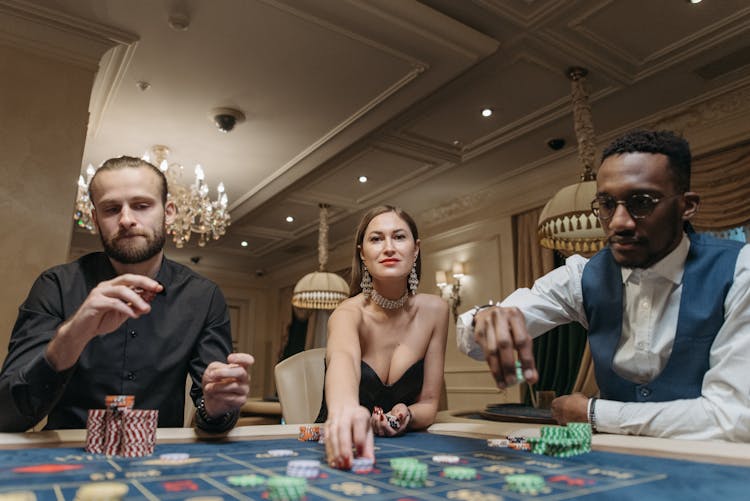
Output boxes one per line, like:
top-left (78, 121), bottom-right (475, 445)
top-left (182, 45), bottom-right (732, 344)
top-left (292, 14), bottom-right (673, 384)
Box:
top-left (621, 233), bottom-right (690, 285)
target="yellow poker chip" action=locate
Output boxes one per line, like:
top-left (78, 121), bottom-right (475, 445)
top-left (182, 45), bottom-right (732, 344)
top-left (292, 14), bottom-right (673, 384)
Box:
top-left (74, 481), bottom-right (129, 501)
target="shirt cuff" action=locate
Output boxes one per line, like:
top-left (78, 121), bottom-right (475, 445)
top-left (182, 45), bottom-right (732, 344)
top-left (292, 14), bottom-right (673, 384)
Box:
top-left (456, 310), bottom-right (484, 361)
top-left (591, 398), bottom-right (623, 434)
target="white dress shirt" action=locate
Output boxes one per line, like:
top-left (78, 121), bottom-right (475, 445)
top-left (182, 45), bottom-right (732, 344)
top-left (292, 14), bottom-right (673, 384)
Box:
top-left (456, 234), bottom-right (750, 442)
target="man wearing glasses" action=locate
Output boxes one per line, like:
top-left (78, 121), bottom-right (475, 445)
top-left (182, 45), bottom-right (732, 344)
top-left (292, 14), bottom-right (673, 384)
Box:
top-left (456, 129), bottom-right (750, 441)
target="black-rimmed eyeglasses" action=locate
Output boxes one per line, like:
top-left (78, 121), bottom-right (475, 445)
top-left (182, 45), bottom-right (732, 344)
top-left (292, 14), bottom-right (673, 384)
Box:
top-left (590, 193), bottom-right (681, 221)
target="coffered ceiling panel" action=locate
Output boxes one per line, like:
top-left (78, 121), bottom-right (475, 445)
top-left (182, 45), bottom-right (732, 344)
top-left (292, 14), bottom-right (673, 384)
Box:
top-left (22, 0), bottom-right (748, 275)
top-left (302, 145), bottom-right (437, 207)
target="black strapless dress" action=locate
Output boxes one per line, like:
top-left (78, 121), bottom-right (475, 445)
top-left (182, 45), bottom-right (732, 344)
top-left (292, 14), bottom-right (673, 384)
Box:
top-left (315, 359), bottom-right (424, 422)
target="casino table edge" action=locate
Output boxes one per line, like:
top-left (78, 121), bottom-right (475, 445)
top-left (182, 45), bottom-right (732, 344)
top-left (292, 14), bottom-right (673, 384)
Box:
top-left (0, 418), bottom-right (747, 467)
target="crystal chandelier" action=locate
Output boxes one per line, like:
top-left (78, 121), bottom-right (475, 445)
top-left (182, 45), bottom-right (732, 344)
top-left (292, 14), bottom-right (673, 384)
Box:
top-left (73, 145), bottom-right (231, 248)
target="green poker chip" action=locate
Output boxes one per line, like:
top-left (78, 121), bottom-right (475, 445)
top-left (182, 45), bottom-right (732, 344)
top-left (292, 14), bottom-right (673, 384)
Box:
top-left (390, 458), bottom-right (428, 487)
top-left (227, 474), bottom-right (266, 487)
top-left (505, 473), bottom-right (547, 494)
top-left (443, 466), bottom-right (477, 480)
top-left (266, 475), bottom-right (307, 501)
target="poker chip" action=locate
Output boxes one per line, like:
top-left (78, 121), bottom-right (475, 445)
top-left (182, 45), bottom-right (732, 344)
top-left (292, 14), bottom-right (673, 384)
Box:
top-left (298, 425), bottom-right (321, 442)
top-left (74, 481), bottom-right (129, 501)
top-left (432, 455), bottom-right (460, 464)
top-left (514, 360), bottom-right (525, 383)
top-left (389, 458), bottom-right (428, 488)
top-left (286, 459), bottom-right (321, 479)
top-left (505, 473), bottom-right (549, 495)
top-left (443, 466), bottom-right (477, 480)
top-left (487, 438), bottom-right (509, 448)
top-left (160, 453), bottom-right (189, 462)
top-left (351, 457), bottom-right (374, 473)
top-left (529, 423), bottom-right (592, 458)
top-left (227, 474), bottom-right (266, 487)
top-left (266, 475), bottom-right (307, 501)
top-left (268, 449), bottom-right (295, 457)
top-left (385, 413), bottom-right (400, 430)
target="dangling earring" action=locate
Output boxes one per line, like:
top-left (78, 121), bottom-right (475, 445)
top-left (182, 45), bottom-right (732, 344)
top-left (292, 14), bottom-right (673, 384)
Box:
top-left (361, 264), bottom-right (372, 299)
top-left (408, 262), bottom-right (419, 296)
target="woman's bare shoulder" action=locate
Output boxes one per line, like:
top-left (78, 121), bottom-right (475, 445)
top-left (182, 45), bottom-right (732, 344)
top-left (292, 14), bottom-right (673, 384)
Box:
top-left (331, 294), bottom-right (365, 318)
top-left (413, 293), bottom-right (449, 313)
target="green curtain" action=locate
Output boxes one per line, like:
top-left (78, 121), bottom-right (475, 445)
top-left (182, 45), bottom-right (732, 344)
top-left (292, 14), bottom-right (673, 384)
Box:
top-left (524, 322), bottom-right (588, 404)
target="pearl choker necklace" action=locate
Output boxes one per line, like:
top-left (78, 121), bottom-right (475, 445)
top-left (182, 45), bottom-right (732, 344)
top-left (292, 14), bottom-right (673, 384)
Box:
top-left (370, 289), bottom-right (409, 310)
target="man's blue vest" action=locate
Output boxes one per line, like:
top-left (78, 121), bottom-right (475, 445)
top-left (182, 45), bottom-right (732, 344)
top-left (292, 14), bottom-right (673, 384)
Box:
top-left (581, 232), bottom-right (743, 402)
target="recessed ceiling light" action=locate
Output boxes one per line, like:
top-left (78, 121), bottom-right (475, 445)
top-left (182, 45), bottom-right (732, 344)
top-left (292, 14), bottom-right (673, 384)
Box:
top-left (481, 108), bottom-right (493, 118)
top-left (688, 0), bottom-right (702, 3)
top-left (358, 176), bottom-right (368, 183)
top-left (286, 216), bottom-right (294, 223)
top-left (241, 241), bottom-right (248, 247)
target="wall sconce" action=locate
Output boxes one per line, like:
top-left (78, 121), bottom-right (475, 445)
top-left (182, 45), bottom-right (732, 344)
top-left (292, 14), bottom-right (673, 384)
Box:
top-left (436, 262), bottom-right (465, 320)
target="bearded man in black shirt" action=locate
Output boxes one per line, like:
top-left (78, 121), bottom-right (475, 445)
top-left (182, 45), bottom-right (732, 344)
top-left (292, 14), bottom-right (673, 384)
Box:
top-left (0, 156), bottom-right (254, 433)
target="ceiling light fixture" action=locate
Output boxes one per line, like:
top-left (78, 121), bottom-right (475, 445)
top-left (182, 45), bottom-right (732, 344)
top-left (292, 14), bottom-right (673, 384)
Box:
top-left (286, 216), bottom-right (294, 223)
top-left (537, 67), bottom-right (606, 256)
top-left (241, 241), bottom-right (248, 247)
top-left (358, 176), bottom-right (368, 183)
top-left (481, 108), bottom-right (493, 117)
top-left (73, 145), bottom-right (231, 248)
top-left (292, 204), bottom-right (349, 310)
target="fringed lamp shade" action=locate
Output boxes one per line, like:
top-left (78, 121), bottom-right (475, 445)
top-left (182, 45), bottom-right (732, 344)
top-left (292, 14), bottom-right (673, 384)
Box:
top-left (291, 204), bottom-right (349, 310)
top-left (538, 67), bottom-right (606, 257)
top-left (291, 271), bottom-right (349, 309)
top-left (538, 180), bottom-right (604, 255)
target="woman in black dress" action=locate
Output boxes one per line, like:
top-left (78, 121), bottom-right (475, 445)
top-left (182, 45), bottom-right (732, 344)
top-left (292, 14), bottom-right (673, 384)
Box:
top-left (322, 205), bottom-right (448, 469)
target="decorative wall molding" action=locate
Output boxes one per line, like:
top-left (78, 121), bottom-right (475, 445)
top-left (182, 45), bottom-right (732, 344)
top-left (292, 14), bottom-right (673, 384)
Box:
top-left (0, 0), bottom-right (136, 69)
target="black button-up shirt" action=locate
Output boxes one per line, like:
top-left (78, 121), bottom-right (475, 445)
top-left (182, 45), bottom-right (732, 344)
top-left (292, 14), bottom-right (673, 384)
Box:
top-left (0, 252), bottom-right (234, 432)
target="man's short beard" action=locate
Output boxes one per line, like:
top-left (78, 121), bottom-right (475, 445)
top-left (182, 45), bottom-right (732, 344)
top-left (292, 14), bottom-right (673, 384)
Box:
top-left (100, 226), bottom-right (166, 264)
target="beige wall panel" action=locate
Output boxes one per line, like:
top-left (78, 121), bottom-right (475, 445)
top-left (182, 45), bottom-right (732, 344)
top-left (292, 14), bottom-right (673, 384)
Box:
top-left (420, 216), bottom-right (518, 411)
top-left (0, 45), bottom-right (94, 362)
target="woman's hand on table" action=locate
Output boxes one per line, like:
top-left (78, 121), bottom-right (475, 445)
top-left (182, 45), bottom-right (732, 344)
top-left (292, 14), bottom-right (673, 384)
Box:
top-left (325, 404), bottom-right (374, 469)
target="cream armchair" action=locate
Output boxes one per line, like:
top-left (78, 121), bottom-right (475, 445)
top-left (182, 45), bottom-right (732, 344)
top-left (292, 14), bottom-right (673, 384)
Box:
top-left (274, 348), bottom-right (326, 424)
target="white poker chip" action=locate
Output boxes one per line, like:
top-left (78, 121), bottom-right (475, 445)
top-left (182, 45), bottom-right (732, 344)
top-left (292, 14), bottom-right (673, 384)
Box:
top-left (487, 438), bottom-right (509, 448)
top-left (286, 459), bottom-right (320, 478)
top-left (351, 457), bottom-right (374, 472)
top-left (160, 453), bottom-right (190, 462)
top-left (432, 455), bottom-right (460, 464)
top-left (267, 449), bottom-right (295, 457)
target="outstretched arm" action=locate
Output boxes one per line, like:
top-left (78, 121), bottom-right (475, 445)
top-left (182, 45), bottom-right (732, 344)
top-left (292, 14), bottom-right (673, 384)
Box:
top-left (456, 255), bottom-right (589, 388)
top-left (324, 302), bottom-right (374, 469)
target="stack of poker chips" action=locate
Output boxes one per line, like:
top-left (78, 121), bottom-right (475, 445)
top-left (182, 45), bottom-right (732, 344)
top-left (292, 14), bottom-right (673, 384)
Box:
top-left (504, 474), bottom-right (550, 495)
top-left (286, 459), bottom-right (321, 479)
top-left (506, 435), bottom-right (531, 451)
top-left (442, 466), bottom-right (477, 480)
top-left (389, 457), bottom-right (428, 488)
top-left (266, 476), bottom-right (307, 501)
top-left (351, 456), bottom-right (375, 473)
top-left (85, 395), bottom-right (158, 457)
top-left (297, 425), bottom-right (320, 442)
top-left (526, 423), bottom-right (592, 458)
